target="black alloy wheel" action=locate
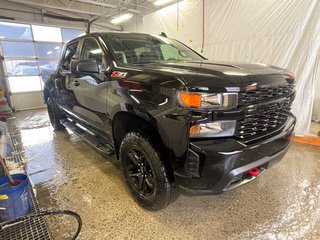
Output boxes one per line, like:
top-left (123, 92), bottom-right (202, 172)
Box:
top-left (126, 148), bottom-right (155, 196)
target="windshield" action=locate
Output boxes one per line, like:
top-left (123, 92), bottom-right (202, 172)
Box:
top-left (101, 33), bottom-right (204, 65)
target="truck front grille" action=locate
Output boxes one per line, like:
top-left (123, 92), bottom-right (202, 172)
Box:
top-left (235, 84), bottom-right (295, 142)
top-left (238, 84), bottom-right (295, 105)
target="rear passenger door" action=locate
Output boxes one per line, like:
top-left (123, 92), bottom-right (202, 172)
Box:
top-left (69, 37), bottom-right (109, 131)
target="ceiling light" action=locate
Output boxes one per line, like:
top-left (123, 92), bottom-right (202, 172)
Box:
top-left (110, 13), bottom-right (133, 24)
top-left (46, 51), bottom-right (53, 55)
top-left (54, 46), bottom-right (60, 50)
top-left (154, 0), bottom-right (174, 6)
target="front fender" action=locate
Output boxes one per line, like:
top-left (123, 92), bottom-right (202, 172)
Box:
top-left (107, 80), bottom-right (191, 165)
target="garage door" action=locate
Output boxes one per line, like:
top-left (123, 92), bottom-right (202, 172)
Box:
top-left (0, 21), bottom-right (84, 110)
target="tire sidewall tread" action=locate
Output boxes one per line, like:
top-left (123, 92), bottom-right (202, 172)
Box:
top-left (120, 131), bottom-right (177, 211)
top-left (47, 98), bottom-right (66, 131)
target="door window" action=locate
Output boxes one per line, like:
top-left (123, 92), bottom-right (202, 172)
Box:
top-left (80, 38), bottom-right (103, 66)
top-left (61, 42), bottom-right (79, 70)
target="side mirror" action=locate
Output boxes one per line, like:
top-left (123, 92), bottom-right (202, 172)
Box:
top-left (71, 60), bottom-right (99, 74)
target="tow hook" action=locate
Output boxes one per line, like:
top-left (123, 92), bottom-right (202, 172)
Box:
top-left (247, 168), bottom-right (260, 176)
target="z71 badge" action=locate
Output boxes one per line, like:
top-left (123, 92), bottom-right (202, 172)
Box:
top-left (111, 71), bottom-right (127, 79)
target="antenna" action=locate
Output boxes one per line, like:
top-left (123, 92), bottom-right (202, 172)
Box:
top-left (160, 32), bottom-right (167, 37)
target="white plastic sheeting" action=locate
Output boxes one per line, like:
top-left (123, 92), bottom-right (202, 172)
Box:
top-left (124, 0), bottom-right (320, 135)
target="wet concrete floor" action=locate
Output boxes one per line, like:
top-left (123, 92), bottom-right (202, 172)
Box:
top-left (13, 108), bottom-right (320, 239)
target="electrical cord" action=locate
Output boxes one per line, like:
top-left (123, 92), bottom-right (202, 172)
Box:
top-left (0, 210), bottom-right (82, 240)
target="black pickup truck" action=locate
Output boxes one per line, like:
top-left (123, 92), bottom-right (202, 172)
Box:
top-left (44, 32), bottom-right (296, 210)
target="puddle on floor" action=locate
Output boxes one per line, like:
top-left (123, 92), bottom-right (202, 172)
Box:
top-left (16, 109), bottom-right (51, 130)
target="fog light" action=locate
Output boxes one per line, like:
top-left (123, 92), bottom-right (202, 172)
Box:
top-left (190, 120), bottom-right (236, 138)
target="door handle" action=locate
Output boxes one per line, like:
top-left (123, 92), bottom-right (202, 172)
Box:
top-left (73, 80), bottom-right (80, 87)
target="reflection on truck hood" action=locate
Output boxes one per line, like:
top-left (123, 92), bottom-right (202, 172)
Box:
top-left (118, 61), bottom-right (289, 90)
top-left (156, 61), bottom-right (284, 76)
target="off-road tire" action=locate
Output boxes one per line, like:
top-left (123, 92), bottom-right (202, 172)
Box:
top-left (120, 132), bottom-right (178, 211)
top-left (47, 97), bottom-right (66, 131)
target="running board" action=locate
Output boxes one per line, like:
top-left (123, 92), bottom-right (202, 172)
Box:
top-left (61, 119), bottom-right (114, 156)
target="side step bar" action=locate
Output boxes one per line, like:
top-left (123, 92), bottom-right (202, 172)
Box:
top-left (61, 119), bottom-right (114, 156)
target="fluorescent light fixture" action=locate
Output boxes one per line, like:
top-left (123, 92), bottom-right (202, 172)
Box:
top-left (154, 0), bottom-right (174, 6)
top-left (90, 49), bottom-right (102, 54)
top-left (111, 13), bottom-right (133, 24)
top-left (54, 46), bottom-right (60, 50)
top-left (46, 51), bottom-right (53, 55)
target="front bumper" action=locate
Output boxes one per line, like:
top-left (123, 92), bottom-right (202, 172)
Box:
top-left (175, 115), bottom-right (295, 195)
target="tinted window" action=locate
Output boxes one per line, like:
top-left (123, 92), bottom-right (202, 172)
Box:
top-left (61, 42), bottom-right (79, 70)
top-left (80, 38), bottom-right (103, 66)
top-left (102, 34), bottom-right (203, 65)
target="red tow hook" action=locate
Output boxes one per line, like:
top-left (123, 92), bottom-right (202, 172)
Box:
top-left (247, 168), bottom-right (260, 176)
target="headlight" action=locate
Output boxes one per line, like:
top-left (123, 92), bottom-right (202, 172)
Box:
top-left (177, 92), bottom-right (237, 109)
top-left (190, 120), bottom-right (236, 138)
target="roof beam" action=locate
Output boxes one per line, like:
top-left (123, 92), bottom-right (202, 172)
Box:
top-left (7, 0), bottom-right (104, 16)
top-left (5, 0), bottom-right (122, 30)
top-left (75, 0), bottom-right (117, 9)
top-left (75, 0), bottom-right (141, 14)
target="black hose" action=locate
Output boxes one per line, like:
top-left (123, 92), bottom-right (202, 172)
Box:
top-left (0, 210), bottom-right (82, 240)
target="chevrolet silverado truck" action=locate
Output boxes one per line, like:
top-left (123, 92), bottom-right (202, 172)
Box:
top-left (44, 32), bottom-right (296, 210)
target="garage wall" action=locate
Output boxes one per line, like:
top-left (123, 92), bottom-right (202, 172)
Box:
top-left (123, 0), bottom-right (320, 135)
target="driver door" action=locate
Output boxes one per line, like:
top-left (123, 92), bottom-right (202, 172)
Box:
top-left (69, 37), bottom-right (109, 131)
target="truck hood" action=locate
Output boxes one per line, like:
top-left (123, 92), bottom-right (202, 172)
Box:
top-left (155, 61), bottom-right (285, 76)
top-left (117, 61), bottom-right (291, 91)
